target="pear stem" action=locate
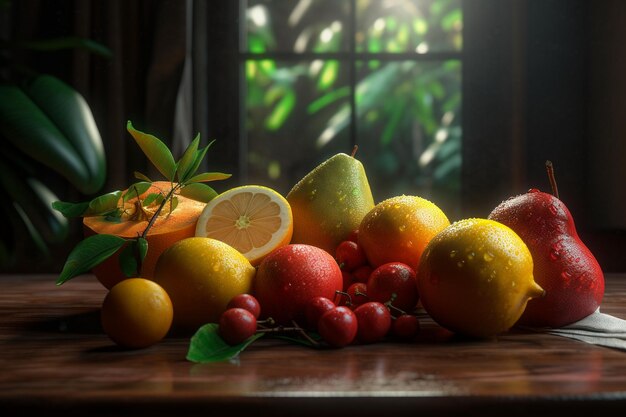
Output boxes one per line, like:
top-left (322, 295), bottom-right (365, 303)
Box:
top-left (545, 160), bottom-right (560, 199)
top-left (350, 145), bottom-right (358, 158)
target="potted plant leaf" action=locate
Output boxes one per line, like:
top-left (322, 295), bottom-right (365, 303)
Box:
top-left (0, 32), bottom-right (112, 268)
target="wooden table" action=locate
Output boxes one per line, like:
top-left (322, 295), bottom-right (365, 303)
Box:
top-left (1, 273), bottom-right (625, 417)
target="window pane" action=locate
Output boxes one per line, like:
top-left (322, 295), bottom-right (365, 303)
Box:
top-left (245, 59), bottom-right (352, 194)
top-left (355, 60), bottom-right (462, 217)
top-left (356, 0), bottom-right (463, 53)
top-left (245, 0), bottom-right (351, 53)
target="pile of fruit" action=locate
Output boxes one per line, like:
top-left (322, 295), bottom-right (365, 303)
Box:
top-left (54, 125), bottom-right (605, 358)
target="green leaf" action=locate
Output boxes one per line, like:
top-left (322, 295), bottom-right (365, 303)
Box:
top-left (126, 121), bottom-right (176, 181)
top-left (118, 237), bottom-right (149, 278)
top-left (53, 190), bottom-right (122, 218)
top-left (179, 183), bottom-right (218, 203)
top-left (175, 134), bottom-right (200, 183)
top-left (185, 172), bottom-right (232, 184)
top-left (186, 323), bottom-right (265, 363)
top-left (86, 190), bottom-right (123, 216)
top-left (56, 234), bottom-right (126, 285)
top-left (122, 181), bottom-right (152, 202)
top-left (118, 241), bottom-right (137, 278)
top-left (13, 202), bottom-right (49, 257)
top-left (25, 75), bottom-right (106, 193)
top-left (18, 36), bottom-right (113, 58)
top-left (0, 83), bottom-right (91, 192)
top-left (168, 196), bottom-right (179, 213)
top-left (180, 140), bottom-right (215, 184)
top-left (134, 171), bottom-right (152, 182)
top-left (52, 200), bottom-right (89, 217)
top-left (142, 192), bottom-right (161, 207)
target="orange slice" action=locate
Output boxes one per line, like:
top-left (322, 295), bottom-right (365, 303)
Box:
top-left (195, 185), bottom-right (293, 265)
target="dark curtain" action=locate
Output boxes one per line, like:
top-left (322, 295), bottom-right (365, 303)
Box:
top-left (5, 0), bottom-right (187, 271)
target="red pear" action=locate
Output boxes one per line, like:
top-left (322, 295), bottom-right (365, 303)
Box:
top-left (488, 163), bottom-right (604, 328)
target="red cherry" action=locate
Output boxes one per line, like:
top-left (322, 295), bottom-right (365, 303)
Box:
top-left (392, 314), bottom-right (421, 340)
top-left (335, 240), bottom-right (367, 271)
top-left (347, 229), bottom-right (359, 243)
top-left (353, 302), bottom-right (391, 344)
top-left (352, 265), bottom-right (373, 284)
top-left (367, 262), bottom-right (418, 312)
top-left (218, 308), bottom-right (257, 345)
top-left (227, 294), bottom-right (261, 318)
top-left (346, 282), bottom-right (369, 307)
top-left (305, 296), bottom-right (336, 330)
top-left (318, 306), bottom-right (358, 348)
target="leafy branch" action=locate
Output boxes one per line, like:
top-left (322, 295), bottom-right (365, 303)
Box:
top-left (52, 121), bottom-right (231, 286)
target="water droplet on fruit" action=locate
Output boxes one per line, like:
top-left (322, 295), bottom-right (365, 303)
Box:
top-left (457, 260), bottom-right (465, 268)
top-left (561, 270), bottom-right (572, 280)
top-left (398, 225), bottom-right (406, 232)
top-left (490, 270), bottom-right (497, 279)
top-left (483, 252), bottom-right (495, 262)
top-left (528, 188), bottom-right (540, 193)
top-left (449, 250), bottom-right (458, 258)
top-left (549, 247), bottom-right (561, 261)
top-left (511, 281), bottom-right (516, 288)
top-left (548, 204), bottom-right (558, 215)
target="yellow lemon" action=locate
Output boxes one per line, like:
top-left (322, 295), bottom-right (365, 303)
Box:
top-left (417, 218), bottom-right (545, 338)
top-left (195, 185), bottom-right (293, 266)
top-left (153, 237), bottom-right (256, 332)
top-left (101, 278), bottom-right (173, 349)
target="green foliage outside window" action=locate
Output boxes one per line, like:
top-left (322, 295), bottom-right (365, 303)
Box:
top-left (244, 0), bottom-right (462, 215)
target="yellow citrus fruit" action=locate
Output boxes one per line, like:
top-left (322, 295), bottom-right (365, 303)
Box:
top-left (153, 237), bottom-right (256, 332)
top-left (358, 195), bottom-right (450, 269)
top-left (417, 218), bottom-right (545, 338)
top-left (101, 278), bottom-right (173, 349)
top-left (84, 181), bottom-right (206, 289)
top-left (195, 185), bottom-right (293, 266)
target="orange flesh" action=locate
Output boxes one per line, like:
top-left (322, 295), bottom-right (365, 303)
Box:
top-left (82, 182), bottom-right (206, 289)
top-left (202, 192), bottom-right (282, 254)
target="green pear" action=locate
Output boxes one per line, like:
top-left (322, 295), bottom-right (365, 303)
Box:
top-left (286, 150), bottom-right (375, 254)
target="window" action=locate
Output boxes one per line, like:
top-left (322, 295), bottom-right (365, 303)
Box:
top-left (237, 0), bottom-right (462, 217)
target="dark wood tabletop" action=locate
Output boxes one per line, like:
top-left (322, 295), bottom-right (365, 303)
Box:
top-left (1, 273), bottom-right (625, 417)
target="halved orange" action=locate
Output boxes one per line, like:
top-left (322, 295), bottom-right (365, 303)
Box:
top-left (83, 181), bottom-right (207, 289)
top-left (195, 185), bottom-right (293, 265)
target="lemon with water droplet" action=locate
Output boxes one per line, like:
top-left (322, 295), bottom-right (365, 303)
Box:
top-left (153, 237), bottom-right (256, 332)
top-left (417, 218), bottom-right (545, 338)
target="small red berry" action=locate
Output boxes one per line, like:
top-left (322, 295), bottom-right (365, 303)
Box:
top-left (305, 296), bottom-right (336, 330)
top-left (318, 306), bottom-right (358, 348)
top-left (353, 302), bottom-right (391, 344)
top-left (347, 229), bottom-right (359, 243)
top-left (227, 293), bottom-right (261, 318)
top-left (367, 262), bottom-right (418, 312)
top-left (346, 282), bottom-right (369, 307)
top-left (392, 314), bottom-right (421, 340)
top-left (218, 308), bottom-right (257, 345)
top-left (335, 240), bottom-right (367, 271)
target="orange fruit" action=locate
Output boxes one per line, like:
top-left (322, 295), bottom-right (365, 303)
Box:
top-left (83, 181), bottom-right (206, 289)
top-left (358, 195), bottom-right (450, 269)
top-left (417, 218), bottom-right (545, 338)
top-left (101, 278), bottom-right (173, 349)
top-left (153, 237), bottom-right (256, 332)
top-left (195, 185), bottom-right (293, 266)
top-left (254, 244), bottom-right (343, 325)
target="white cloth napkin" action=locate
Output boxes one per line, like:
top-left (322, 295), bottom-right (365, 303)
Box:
top-left (530, 308), bottom-right (626, 351)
